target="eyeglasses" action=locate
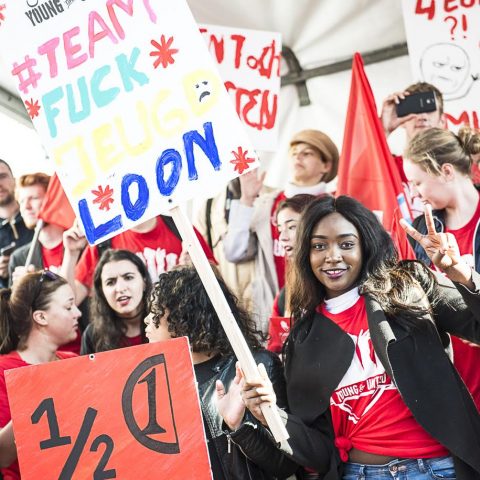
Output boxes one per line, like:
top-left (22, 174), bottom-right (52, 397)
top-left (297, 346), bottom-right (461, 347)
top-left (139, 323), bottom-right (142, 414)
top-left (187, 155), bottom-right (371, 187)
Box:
top-left (32, 270), bottom-right (60, 310)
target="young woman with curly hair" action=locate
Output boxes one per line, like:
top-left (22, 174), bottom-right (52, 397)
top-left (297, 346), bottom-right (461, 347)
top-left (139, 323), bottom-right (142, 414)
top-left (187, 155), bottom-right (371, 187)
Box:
top-left (81, 249), bottom-right (152, 354)
top-left (145, 265), bottom-right (297, 480)
top-left (240, 195), bottom-right (480, 479)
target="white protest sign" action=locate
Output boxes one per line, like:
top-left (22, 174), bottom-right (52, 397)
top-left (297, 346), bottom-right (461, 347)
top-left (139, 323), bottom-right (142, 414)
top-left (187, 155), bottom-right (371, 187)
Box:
top-left (199, 24), bottom-right (281, 151)
top-left (0, 0), bottom-right (259, 244)
top-left (401, 0), bottom-right (480, 129)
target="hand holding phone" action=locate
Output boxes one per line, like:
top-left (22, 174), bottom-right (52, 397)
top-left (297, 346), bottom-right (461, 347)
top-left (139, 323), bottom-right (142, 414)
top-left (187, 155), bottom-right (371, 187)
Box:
top-left (396, 91), bottom-right (437, 118)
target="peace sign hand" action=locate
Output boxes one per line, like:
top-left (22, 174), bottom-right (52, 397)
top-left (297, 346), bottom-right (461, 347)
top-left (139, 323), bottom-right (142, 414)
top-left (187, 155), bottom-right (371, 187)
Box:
top-left (400, 205), bottom-right (473, 286)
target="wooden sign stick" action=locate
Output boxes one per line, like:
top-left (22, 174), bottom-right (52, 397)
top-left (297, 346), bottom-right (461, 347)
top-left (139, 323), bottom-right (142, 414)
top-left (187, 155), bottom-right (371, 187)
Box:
top-left (170, 205), bottom-right (289, 444)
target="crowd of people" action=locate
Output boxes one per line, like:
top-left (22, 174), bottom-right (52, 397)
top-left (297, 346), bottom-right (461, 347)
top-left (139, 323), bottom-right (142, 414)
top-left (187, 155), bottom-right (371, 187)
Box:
top-left (0, 80), bottom-right (480, 479)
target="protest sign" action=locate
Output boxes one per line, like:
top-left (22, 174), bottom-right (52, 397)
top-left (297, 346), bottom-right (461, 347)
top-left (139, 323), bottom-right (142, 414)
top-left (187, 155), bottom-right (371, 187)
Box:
top-left (199, 24), bottom-right (281, 151)
top-left (6, 338), bottom-right (212, 479)
top-left (0, 0), bottom-right (259, 245)
top-left (401, 0), bottom-right (480, 129)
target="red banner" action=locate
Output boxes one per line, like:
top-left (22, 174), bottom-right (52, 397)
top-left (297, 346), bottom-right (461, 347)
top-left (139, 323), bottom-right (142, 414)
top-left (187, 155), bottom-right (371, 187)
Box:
top-left (38, 173), bottom-right (76, 230)
top-left (336, 53), bottom-right (415, 260)
top-left (6, 338), bottom-right (211, 479)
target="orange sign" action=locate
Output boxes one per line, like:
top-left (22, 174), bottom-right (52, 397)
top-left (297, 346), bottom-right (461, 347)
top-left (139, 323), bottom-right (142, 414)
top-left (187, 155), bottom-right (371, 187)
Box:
top-left (5, 338), bottom-right (212, 479)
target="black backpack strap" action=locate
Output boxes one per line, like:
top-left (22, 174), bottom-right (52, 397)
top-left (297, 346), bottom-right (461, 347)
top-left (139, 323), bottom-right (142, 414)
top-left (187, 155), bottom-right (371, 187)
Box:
top-left (161, 215), bottom-right (181, 240)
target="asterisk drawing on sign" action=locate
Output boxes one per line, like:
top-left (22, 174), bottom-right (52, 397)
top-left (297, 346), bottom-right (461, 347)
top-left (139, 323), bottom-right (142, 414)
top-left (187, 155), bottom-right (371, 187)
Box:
top-left (0, 4), bottom-right (6, 26)
top-left (92, 185), bottom-right (114, 211)
top-left (25, 98), bottom-right (41, 119)
top-left (150, 35), bottom-right (178, 69)
top-left (230, 147), bottom-right (255, 174)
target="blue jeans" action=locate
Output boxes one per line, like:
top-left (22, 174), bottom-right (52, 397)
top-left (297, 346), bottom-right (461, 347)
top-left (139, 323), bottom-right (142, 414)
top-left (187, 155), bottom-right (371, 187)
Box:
top-left (342, 456), bottom-right (455, 479)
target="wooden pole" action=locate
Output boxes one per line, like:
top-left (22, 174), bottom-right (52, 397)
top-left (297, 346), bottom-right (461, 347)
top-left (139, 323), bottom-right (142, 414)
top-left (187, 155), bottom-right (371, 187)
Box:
top-left (170, 205), bottom-right (289, 444)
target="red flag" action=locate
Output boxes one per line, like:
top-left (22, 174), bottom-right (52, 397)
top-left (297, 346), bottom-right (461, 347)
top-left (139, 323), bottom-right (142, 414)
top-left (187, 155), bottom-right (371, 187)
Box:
top-left (336, 53), bottom-right (415, 260)
top-left (38, 173), bottom-right (76, 230)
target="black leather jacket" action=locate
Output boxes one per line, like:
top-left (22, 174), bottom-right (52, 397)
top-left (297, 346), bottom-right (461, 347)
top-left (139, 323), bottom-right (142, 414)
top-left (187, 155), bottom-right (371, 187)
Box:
top-left (197, 349), bottom-right (298, 480)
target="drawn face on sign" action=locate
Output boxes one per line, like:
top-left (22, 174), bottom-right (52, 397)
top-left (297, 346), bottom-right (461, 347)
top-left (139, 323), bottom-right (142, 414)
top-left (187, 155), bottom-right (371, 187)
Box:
top-left (183, 69), bottom-right (220, 116)
top-left (196, 80), bottom-right (211, 103)
top-left (420, 43), bottom-right (473, 100)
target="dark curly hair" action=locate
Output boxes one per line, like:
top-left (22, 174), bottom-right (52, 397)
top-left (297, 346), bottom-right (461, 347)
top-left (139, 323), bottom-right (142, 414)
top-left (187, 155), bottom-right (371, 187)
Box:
top-left (89, 249), bottom-right (152, 352)
top-left (149, 265), bottom-right (264, 355)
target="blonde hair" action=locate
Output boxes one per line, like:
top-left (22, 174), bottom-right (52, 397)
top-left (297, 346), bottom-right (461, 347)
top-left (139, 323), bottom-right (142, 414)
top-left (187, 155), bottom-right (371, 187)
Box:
top-left (405, 127), bottom-right (480, 176)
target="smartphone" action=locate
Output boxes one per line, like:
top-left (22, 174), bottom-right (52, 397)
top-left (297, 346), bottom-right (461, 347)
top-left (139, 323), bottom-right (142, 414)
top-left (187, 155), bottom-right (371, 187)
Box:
top-left (0, 242), bottom-right (16, 257)
top-left (396, 91), bottom-right (437, 118)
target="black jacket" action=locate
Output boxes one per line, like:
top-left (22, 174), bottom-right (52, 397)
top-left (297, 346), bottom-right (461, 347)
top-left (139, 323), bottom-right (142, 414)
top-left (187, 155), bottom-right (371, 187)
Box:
top-left (279, 266), bottom-right (480, 479)
top-left (197, 349), bottom-right (298, 480)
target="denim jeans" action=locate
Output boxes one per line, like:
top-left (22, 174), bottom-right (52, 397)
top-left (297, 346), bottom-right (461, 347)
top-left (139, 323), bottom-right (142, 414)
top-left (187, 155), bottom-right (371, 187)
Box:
top-left (342, 456), bottom-right (455, 479)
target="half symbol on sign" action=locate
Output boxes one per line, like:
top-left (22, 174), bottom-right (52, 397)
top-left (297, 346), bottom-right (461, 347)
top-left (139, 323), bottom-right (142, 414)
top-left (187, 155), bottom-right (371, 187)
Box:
top-left (31, 397), bottom-right (116, 480)
top-left (122, 354), bottom-right (180, 454)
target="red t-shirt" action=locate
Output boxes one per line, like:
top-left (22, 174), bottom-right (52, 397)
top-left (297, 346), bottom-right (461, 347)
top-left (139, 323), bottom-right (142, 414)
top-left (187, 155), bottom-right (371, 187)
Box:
top-left (41, 241), bottom-right (64, 271)
top-left (320, 297), bottom-right (448, 461)
top-left (267, 292), bottom-right (290, 354)
top-left (271, 192), bottom-right (286, 288)
top-left (445, 194), bottom-right (480, 411)
top-left (75, 216), bottom-right (215, 288)
top-left (0, 350), bottom-right (76, 480)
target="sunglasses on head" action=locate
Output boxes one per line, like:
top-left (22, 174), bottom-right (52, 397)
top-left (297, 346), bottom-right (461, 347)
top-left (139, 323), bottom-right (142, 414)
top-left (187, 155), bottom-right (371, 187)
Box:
top-left (32, 270), bottom-right (61, 309)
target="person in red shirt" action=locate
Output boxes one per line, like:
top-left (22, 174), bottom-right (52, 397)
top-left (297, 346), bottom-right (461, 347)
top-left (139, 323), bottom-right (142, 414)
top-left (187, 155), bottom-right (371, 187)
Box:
top-left (404, 126), bottom-right (480, 412)
top-left (8, 172), bottom-right (64, 284)
top-left (8, 173), bottom-right (83, 354)
top-left (61, 214), bottom-right (215, 307)
top-left (380, 82), bottom-right (447, 218)
top-left (80, 249), bottom-right (152, 354)
top-left (239, 196), bottom-right (480, 479)
top-left (0, 270), bottom-right (80, 480)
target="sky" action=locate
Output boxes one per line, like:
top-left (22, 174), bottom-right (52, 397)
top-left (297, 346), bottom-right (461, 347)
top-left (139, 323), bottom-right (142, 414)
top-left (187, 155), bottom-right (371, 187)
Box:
top-left (0, 110), bottom-right (52, 177)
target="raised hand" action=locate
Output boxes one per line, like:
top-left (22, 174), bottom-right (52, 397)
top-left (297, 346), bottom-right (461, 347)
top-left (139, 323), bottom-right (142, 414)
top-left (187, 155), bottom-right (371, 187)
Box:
top-left (239, 169), bottom-right (266, 207)
top-left (380, 90), bottom-right (417, 136)
top-left (62, 222), bottom-right (87, 254)
top-left (400, 205), bottom-right (473, 286)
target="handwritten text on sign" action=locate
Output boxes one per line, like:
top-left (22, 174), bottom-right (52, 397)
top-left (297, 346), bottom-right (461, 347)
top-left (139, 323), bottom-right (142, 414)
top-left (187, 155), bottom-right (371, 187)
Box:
top-left (5, 338), bottom-right (211, 479)
top-left (402, 0), bottom-right (480, 130)
top-left (0, 0), bottom-right (259, 244)
top-left (199, 24), bottom-right (281, 151)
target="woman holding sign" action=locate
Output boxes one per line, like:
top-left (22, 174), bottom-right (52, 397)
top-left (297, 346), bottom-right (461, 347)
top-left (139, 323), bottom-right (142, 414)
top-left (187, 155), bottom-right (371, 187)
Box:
top-left (81, 249), bottom-right (152, 354)
top-left (241, 196), bottom-right (480, 479)
top-left (145, 265), bottom-right (298, 480)
top-left (0, 271), bottom-right (81, 480)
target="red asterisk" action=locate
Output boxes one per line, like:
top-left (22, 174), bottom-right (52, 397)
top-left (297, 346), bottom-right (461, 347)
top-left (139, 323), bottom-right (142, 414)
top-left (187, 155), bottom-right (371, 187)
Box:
top-left (92, 184), bottom-right (114, 211)
top-left (0, 5), bottom-right (6, 26)
top-left (150, 35), bottom-right (178, 69)
top-left (230, 147), bottom-right (255, 174)
top-left (25, 98), bottom-right (41, 119)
